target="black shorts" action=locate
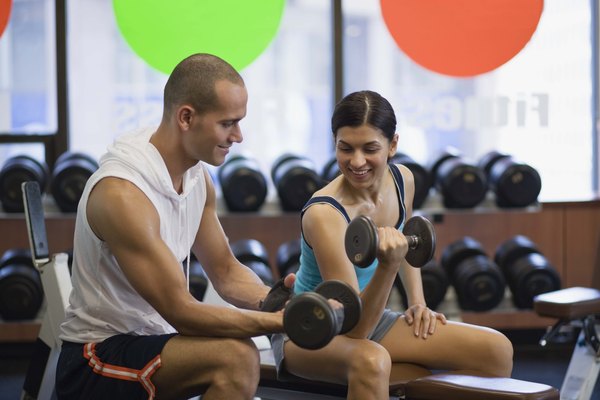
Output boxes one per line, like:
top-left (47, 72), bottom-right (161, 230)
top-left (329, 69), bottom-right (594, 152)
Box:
top-left (56, 333), bottom-right (177, 400)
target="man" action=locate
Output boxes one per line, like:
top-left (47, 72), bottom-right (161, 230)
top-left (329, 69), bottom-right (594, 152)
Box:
top-left (56, 53), bottom-right (293, 400)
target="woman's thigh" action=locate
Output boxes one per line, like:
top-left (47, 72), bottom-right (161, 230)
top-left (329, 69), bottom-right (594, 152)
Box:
top-left (379, 315), bottom-right (513, 376)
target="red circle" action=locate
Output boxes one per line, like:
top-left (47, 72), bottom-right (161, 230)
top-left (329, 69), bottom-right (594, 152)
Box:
top-left (0, 0), bottom-right (12, 39)
top-left (380, 0), bottom-right (544, 77)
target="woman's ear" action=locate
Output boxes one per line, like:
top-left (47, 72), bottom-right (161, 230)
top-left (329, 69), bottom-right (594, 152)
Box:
top-left (388, 133), bottom-right (399, 159)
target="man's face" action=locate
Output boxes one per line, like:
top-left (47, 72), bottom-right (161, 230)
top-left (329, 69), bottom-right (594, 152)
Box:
top-left (184, 80), bottom-right (248, 166)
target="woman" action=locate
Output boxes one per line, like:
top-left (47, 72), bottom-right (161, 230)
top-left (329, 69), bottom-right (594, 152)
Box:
top-left (272, 90), bottom-right (513, 400)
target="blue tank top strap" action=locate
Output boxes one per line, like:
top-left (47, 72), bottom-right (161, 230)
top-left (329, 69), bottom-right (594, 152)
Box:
top-left (301, 196), bottom-right (351, 223)
top-left (388, 164), bottom-right (407, 229)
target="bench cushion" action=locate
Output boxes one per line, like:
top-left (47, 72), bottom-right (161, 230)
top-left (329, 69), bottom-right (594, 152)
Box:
top-left (405, 373), bottom-right (560, 400)
top-left (534, 287), bottom-right (600, 320)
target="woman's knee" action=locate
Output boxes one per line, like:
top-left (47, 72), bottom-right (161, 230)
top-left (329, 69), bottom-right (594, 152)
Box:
top-left (491, 331), bottom-right (514, 374)
top-left (476, 330), bottom-right (514, 376)
top-left (347, 341), bottom-right (392, 383)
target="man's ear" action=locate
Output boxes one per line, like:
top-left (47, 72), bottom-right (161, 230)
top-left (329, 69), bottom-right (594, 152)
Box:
top-left (176, 105), bottom-right (194, 130)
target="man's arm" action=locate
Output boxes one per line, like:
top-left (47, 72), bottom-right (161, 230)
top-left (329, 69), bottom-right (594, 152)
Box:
top-left (191, 169), bottom-right (288, 309)
top-left (86, 176), bottom-right (282, 337)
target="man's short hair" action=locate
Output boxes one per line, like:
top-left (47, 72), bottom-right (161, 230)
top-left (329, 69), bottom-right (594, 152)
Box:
top-left (163, 53), bottom-right (244, 117)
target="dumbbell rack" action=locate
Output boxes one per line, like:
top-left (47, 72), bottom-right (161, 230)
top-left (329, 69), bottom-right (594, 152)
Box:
top-left (1, 196), bottom-right (600, 343)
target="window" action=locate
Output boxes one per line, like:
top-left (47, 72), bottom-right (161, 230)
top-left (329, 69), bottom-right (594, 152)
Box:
top-left (67, 0), bottom-right (333, 188)
top-left (342, 0), bottom-right (595, 202)
top-left (0, 0), bottom-right (57, 163)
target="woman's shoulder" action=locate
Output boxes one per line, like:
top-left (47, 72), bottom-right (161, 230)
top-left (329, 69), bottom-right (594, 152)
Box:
top-left (390, 163), bottom-right (415, 187)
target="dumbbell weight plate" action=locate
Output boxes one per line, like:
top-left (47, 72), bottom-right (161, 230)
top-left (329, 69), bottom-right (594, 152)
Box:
top-left (403, 216), bottom-right (436, 268)
top-left (314, 280), bottom-right (362, 335)
top-left (284, 292), bottom-right (339, 350)
top-left (345, 215), bottom-right (378, 268)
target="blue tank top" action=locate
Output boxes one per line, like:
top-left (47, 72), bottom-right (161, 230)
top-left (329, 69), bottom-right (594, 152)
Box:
top-left (294, 164), bottom-right (407, 294)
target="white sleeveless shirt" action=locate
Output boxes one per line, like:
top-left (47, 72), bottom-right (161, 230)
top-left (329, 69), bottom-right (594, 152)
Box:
top-left (60, 127), bottom-right (207, 343)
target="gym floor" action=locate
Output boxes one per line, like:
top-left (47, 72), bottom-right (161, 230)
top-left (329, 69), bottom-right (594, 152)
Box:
top-left (0, 330), bottom-right (598, 400)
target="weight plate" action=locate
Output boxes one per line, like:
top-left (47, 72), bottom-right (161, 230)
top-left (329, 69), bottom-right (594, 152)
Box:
top-left (315, 280), bottom-right (362, 334)
top-left (284, 293), bottom-right (336, 350)
top-left (403, 216), bottom-right (436, 268)
top-left (345, 216), bottom-right (378, 268)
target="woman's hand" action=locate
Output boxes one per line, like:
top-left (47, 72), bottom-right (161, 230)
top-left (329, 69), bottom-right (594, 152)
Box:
top-left (404, 303), bottom-right (447, 339)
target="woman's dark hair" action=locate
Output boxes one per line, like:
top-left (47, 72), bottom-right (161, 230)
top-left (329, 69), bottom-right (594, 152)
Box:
top-left (331, 90), bottom-right (397, 141)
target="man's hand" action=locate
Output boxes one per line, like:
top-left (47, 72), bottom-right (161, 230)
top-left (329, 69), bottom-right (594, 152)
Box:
top-left (260, 273), bottom-right (296, 312)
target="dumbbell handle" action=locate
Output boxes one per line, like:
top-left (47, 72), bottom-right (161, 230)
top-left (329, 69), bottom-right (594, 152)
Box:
top-left (407, 235), bottom-right (419, 249)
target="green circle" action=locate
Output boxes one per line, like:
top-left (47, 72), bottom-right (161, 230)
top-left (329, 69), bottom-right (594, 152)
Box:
top-left (113, 0), bottom-right (285, 74)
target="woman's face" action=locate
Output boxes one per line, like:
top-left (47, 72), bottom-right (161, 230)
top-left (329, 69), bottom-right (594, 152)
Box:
top-left (335, 124), bottom-right (397, 189)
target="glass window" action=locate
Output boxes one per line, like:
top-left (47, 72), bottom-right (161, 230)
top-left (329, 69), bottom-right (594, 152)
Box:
top-left (0, 0), bottom-right (57, 135)
top-left (342, 0), bottom-right (595, 202)
top-left (67, 0), bottom-right (333, 188)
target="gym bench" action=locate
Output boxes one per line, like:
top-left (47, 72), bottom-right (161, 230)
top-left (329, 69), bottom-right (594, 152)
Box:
top-left (534, 286), bottom-right (600, 400)
top-left (255, 346), bottom-right (559, 399)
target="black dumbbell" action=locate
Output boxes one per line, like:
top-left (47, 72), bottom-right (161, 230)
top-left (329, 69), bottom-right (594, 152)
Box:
top-left (0, 248), bottom-right (44, 321)
top-left (478, 151), bottom-right (541, 208)
top-left (51, 152), bottom-right (99, 212)
top-left (345, 215), bottom-right (436, 268)
top-left (276, 238), bottom-right (301, 277)
top-left (494, 235), bottom-right (561, 309)
top-left (271, 153), bottom-right (322, 212)
top-left (230, 239), bottom-right (274, 286)
top-left (0, 155), bottom-right (49, 213)
top-left (394, 259), bottom-right (449, 311)
top-left (390, 152), bottom-right (431, 209)
top-left (429, 148), bottom-right (487, 209)
top-left (218, 154), bottom-right (268, 212)
top-left (441, 237), bottom-right (506, 311)
top-left (284, 279), bottom-right (362, 350)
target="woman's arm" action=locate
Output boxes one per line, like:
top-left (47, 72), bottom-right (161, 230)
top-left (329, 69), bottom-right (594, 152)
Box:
top-left (303, 204), bottom-right (408, 338)
top-left (395, 165), bottom-right (447, 338)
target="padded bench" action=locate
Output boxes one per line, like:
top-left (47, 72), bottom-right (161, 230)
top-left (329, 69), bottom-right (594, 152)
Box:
top-left (533, 287), bottom-right (600, 400)
top-left (534, 286), bottom-right (600, 349)
top-left (256, 349), bottom-right (559, 400)
top-left (534, 286), bottom-right (600, 321)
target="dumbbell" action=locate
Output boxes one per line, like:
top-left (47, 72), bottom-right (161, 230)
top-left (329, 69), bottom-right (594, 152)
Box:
top-left (0, 155), bottom-right (49, 213)
top-left (494, 235), bottom-right (561, 309)
top-left (440, 237), bottom-right (506, 311)
top-left (276, 238), bottom-right (301, 277)
top-left (230, 239), bottom-right (274, 286)
top-left (271, 153), bottom-right (322, 212)
top-left (389, 152), bottom-right (431, 209)
top-left (478, 151), bottom-right (541, 208)
top-left (394, 259), bottom-right (449, 311)
top-left (429, 148), bottom-right (487, 209)
top-left (0, 248), bottom-right (44, 321)
top-left (51, 152), bottom-right (99, 212)
top-left (218, 154), bottom-right (267, 212)
top-left (345, 215), bottom-right (436, 268)
top-left (284, 279), bottom-right (362, 349)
